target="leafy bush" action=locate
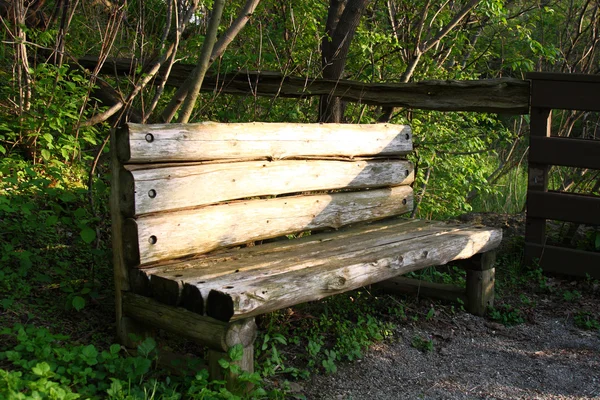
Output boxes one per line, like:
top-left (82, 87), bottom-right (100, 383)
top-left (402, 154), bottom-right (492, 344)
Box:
top-left (0, 324), bottom-right (268, 399)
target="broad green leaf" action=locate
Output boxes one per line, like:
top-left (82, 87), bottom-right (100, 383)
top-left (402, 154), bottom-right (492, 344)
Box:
top-left (80, 227), bottom-right (96, 244)
top-left (72, 296), bottom-right (86, 311)
top-left (32, 362), bottom-right (52, 377)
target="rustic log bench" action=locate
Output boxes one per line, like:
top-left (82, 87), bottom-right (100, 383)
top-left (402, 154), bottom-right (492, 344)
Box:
top-left (110, 122), bottom-right (501, 386)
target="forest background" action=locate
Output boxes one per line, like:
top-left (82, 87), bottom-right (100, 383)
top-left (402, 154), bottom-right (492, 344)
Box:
top-left (0, 0), bottom-right (599, 398)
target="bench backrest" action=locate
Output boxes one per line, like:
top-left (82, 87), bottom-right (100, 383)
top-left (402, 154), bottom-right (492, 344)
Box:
top-left (111, 122), bottom-right (414, 268)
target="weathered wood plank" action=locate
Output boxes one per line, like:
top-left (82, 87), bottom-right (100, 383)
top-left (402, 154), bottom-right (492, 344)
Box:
top-left (111, 129), bottom-right (154, 346)
top-left (527, 190), bottom-right (600, 225)
top-left (118, 123), bottom-right (412, 163)
top-left (529, 74), bottom-right (600, 111)
top-left (122, 291), bottom-right (256, 351)
top-left (525, 244), bottom-right (600, 279)
top-left (122, 159), bottom-right (414, 216)
top-left (376, 276), bottom-right (467, 304)
top-left (75, 56), bottom-right (530, 114)
top-left (529, 136), bottom-right (600, 170)
top-left (125, 186), bottom-right (414, 266)
top-left (146, 220), bottom-right (461, 304)
top-left (203, 225), bottom-right (502, 321)
top-left (525, 107), bottom-right (552, 249)
top-left (464, 252), bottom-right (496, 315)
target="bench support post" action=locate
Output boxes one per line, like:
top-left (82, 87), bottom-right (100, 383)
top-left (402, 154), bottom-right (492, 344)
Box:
top-left (464, 251), bottom-right (496, 316)
top-left (207, 317), bottom-right (257, 392)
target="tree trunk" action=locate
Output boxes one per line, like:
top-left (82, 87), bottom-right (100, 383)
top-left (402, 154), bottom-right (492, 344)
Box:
top-left (178, 0), bottom-right (226, 124)
top-left (319, 0), bottom-right (369, 123)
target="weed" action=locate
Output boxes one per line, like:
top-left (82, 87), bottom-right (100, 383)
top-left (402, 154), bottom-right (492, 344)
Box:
top-left (488, 304), bottom-right (524, 326)
top-left (573, 312), bottom-right (600, 331)
top-left (562, 290), bottom-right (582, 302)
top-left (411, 336), bottom-right (434, 353)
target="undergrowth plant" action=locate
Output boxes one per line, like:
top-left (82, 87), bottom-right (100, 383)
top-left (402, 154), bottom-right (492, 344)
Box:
top-left (0, 324), bottom-right (269, 399)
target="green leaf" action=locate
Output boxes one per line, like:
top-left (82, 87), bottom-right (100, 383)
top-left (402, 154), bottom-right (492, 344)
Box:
top-left (45, 215), bottom-right (59, 226)
top-left (41, 149), bottom-right (51, 160)
top-left (74, 207), bottom-right (87, 219)
top-left (110, 344), bottom-right (121, 355)
top-left (32, 362), bottom-right (52, 377)
top-left (72, 296), bottom-right (86, 311)
top-left (0, 145), bottom-right (5, 155)
top-left (137, 337), bottom-right (156, 357)
top-left (81, 344), bottom-right (99, 366)
top-left (228, 343), bottom-right (244, 361)
top-left (595, 232), bottom-right (600, 250)
top-left (80, 227), bottom-right (96, 244)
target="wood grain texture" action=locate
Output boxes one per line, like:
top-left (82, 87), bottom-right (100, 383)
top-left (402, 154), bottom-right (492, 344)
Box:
top-left (118, 123), bottom-right (412, 163)
top-left (126, 186), bottom-right (414, 266)
top-left (529, 136), bottom-right (600, 170)
top-left (466, 268), bottom-right (495, 316)
top-left (525, 243), bottom-right (600, 279)
top-left (122, 291), bottom-right (256, 351)
top-left (145, 219), bottom-right (446, 304)
top-left (122, 159), bottom-right (414, 216)
top-left (75, 56), bottom-right (530, 113)
top-left (204, 224), bottom-right (501, 321)
top-left (140, 219), bottom-right (501, 321)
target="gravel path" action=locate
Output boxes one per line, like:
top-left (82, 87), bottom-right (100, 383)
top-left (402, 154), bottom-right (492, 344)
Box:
top-left (302, 310), bottom-right (600, 399)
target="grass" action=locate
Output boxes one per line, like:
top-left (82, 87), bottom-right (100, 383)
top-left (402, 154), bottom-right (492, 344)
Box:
top-left (470, 164), bottom-right (528, 215)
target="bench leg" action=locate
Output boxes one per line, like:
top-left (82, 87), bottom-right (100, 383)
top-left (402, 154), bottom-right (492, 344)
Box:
top-left (208, 317), bottom-right (257, 393)
top-left (464, 251), bottom-right (496, 316)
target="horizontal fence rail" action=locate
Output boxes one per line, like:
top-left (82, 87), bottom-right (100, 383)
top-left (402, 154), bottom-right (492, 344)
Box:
top-left (75, 56), bottom-right (530, 114)
top-left (525, 72), bottom-right (600, 278)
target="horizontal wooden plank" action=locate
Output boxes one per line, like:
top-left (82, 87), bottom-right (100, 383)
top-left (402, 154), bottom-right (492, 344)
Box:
top-left (376, 276), bottom-right (466, 304)
top-left (76, 56), bottom-right (530, 113)
top-left (117, 123), bottom-right (412, 163)
top-left (122, 159), bottom-right (414, 216)
top-left (530, 80), bottom-right (600, 111)
top-left (204, 224), bottom-right (501, 321)
top-left (122, 292), bottom-right (256, 351)
top-left (124, 186), bottom-right (414, 266)
top-left (529, 136), bottom-right (600, 170)
top-left (525, 244), bottom-right (600, 279)
top-left (527, 191), bottom-right (600, 225)
top-left (527, 72), bottom-right (600, 83)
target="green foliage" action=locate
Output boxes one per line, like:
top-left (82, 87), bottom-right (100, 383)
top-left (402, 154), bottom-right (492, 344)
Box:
top-left (255, 290), bottom-right (394, 381)
top-left (0, 164), bottom-right (109, 313)
top-left (411, 336), bottom-right (434, 353)
top-left (562, 290), bottom-right (582, 302)
top-left (573, 312), bottom-right (600, 331)
top-left (0, 325), bottom-right (272, 399)
top-left (0, 63), bottom-right (105, 165)
top-left (488, 304), bottom-right (524, 326)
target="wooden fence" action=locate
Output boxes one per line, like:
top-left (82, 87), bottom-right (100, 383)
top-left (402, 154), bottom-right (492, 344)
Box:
top-left (525, 72), bottom-right (600, 278)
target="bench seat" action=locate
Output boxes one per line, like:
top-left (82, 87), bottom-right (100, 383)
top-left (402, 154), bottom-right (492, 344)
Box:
top-left (133, 218), bottom-right (501, 322)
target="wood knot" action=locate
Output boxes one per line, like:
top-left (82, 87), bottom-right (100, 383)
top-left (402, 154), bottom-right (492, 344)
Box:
top-left (326, 276), bottom-right (347, 290)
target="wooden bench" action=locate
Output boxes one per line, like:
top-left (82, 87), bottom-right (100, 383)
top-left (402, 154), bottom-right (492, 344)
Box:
top-left (110, 122), bottom-right (501, 386)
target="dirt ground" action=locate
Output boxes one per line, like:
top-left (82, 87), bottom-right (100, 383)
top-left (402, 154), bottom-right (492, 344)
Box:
top-left (301, 305), bottom-right (600, 399)
top-left (299, 213), bottom-right (600, 400)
